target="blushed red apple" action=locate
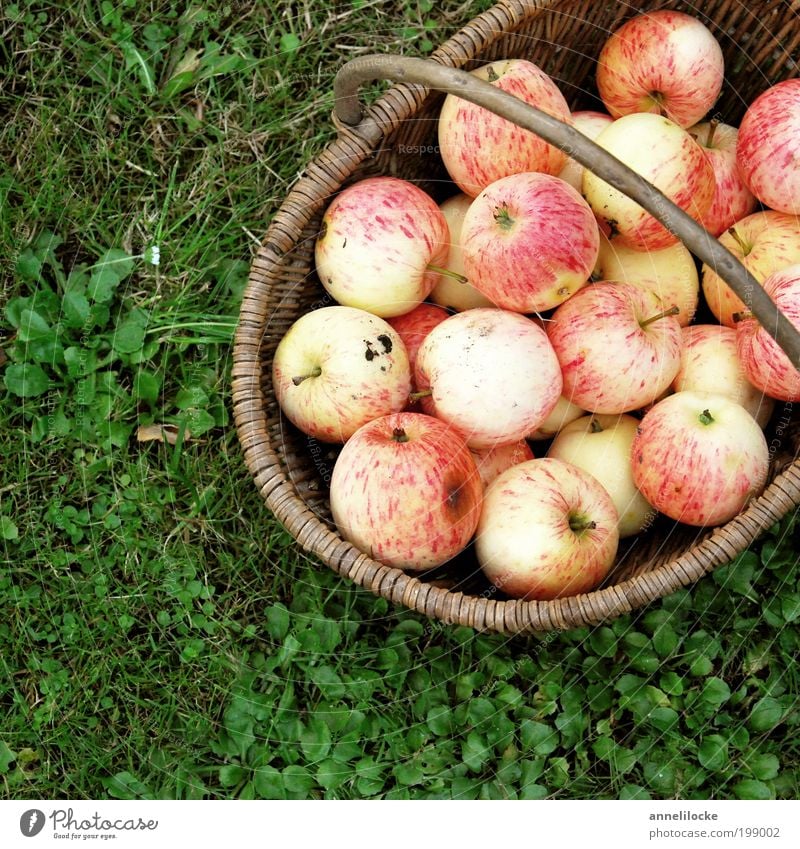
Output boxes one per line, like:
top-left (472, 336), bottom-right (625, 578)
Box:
top-left (547, 282), bottom-right (682, 414)
top-left (632, 391), bottom-right (769, 527)
top-left (315, 176), bottom-right (449, 317)
top-left (462, 172), bottom-right (599, 313)
top-left (736, 265), bottom-right (800, 402)
top-left (689, 120), bottom-right (757, 237)
top-left (596, 10), bottom-right (724, 129)
top-left (476, 458), bottom-right (619, 600)
top-left (437, 59), bottom-right (571, 197)
top-left (737, 79), bottom-right (800, 215)
top-left (330, 412), bottom-right (483, 570)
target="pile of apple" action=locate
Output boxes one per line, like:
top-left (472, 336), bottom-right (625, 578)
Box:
top-left (272, 10), bottom-right (800, 601)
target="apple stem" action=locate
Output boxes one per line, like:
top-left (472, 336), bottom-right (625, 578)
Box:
top-left (589, 418), bottom-right (604, 434)
top-left (733, 310), bottom-right (754, 323)
top-left (727, 226), bottom-right (750, 256)
top-left (292, 366), bottom-right (322, 386)
top-left (408, 389), bottom-right (432, 403)
top-left (493, 205), bottom-right (515, 232)
top-left (569, 515), bottom-right (597, 533)
top-left (698, 409), bottom-right (715, 426)
top-left (427, 263), bottom-right (468, 285)
top-left (706, 119), bottom-right (719, 148)
top-left (639, 305), bottom-right (680, 328)
top-left (391, 427), bottom-right (409, 443)
top-left (649, 90), bottom-right (666, 116)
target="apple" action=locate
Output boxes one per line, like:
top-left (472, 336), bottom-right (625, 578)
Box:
top-left (475, 458), bottom-right (619, 600)
top-left (582, 113), bottom-right (715, 250)
top-left (437, 58), bottom-right (571, 197)
top-left (415, 308), bottom-right (562, 449)
top-left (737, 79), bottom-right (800, 215)
top-left (272, 306), bottom-right (411, 443)
top-left (547, 282), bottom-right (682, 414)
top-left (330, 412), bottom-right (483, 570)
top-left (315, 176), bottom-right (449, 318)
top-left (557, 110), bottom-right (614, 192)
top-left (632, 391), bottom-right (769, 527)
top-left (471, 440), bottom-right (534, 488)
top-left (528, 394), bottom-right (586, 440)
top-left (701, 210), bottom-right (800, 327)
top-left (596, 10), bottom-right (724, 129)
top-left (673, 324), bottom-right (774, 427)
top-left (547, 414), bottom-right (656, 538)
top-left (594, 231), bottom-right (699, 326)
top-left (387, 302), bottom-right (449, 381)
top-left (461, 172), bottom-right (599, 313)
top-left (688, 120), bottom-right (757, 237)
top-left (429, 194), bottom-right (495, 312)
top-left (736, 264), bottom-right (800, 401)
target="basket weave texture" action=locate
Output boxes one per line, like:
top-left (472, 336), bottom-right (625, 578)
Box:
top-left (233, 0), bottom-right (800, 634)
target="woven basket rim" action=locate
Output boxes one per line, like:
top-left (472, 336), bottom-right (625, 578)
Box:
top-left (232, 0), bottom-right (800, 633)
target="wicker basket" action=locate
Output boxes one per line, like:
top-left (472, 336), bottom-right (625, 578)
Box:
top-left (233, 0), bottom-right (800, 634)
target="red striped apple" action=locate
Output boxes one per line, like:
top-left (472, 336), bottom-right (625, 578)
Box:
top-left (315, 176), bottom-right (449, 318)
top-left (689, 120), bottom-right (757, 237)
top-left (471, 440), bottom-right (534, 489)
top-left (672, 324), bottom-right (774, 427)
top-left (430, 194), bottom-right (495, 312)
top-left (701, 211), bottom-right (800, 328)
top-left (475, 458), bottom-right (619, 600)
top-left (330, 413), bottom-right (483, 570)
top-left (547, 282), bottom-right (682, 414)
top-left (737, 79), bottom-right (800, 215)
top-left (437, 59), bottom-right (571, 197)
top-left (557, 110), bottom-right (614, 192)
top-left (272, 306), bottom-right (410, 443)
top-left (461, 172), bottom-right (599, 313)
top-left (582, 113), bottom-right (715, 250)
top-left (415, 308), bottom-right (562, 449)
top-left (632, 391), bottom-right (769, 527)
top-left (594, 232), bottom-right (699, 327)
top-left (596, 10), bottom-right (724, 129)
top-left (547, 414), bottom-right (656, 538)
top-left (736, 265), bottom-right (800, 402)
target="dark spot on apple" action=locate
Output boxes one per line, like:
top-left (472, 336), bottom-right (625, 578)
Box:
top-left (377, 333), bottom-right (393, 353)
top-left (364, 340), bottom-right (377, 361)
top-left (443, 471), bottom-right (473, 524)
top-left (637, 453), bottom-right (643, 463)
top-left (319, 220), bottom-right (328, 240)
top-left (342, 237), bottom-right (347, 248)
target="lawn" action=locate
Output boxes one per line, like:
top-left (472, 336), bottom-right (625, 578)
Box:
top-left (1, 0), bottom-right (799, 801)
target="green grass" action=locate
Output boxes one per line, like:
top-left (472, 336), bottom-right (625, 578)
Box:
top-left (1, 0), bottom-right (799, 800)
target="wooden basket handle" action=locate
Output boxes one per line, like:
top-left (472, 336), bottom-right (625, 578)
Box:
top-left (333, 54), bottom-right (800, 369)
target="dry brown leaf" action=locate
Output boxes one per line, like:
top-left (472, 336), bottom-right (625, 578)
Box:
top-left (136, 423), bottom-right (193, 445)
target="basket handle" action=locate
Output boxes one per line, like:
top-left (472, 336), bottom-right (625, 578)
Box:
top-left (333, 54), bottom-right (800, 369)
